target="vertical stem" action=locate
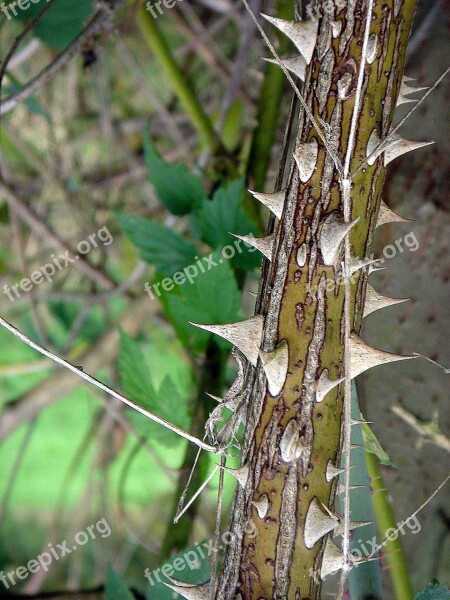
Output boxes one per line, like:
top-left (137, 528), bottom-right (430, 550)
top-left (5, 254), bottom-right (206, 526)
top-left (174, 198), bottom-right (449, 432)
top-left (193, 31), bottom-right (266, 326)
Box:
top-left (136, 6), bottom-right (218, 150)
top-left (366, 451), bottom-right (414, 600)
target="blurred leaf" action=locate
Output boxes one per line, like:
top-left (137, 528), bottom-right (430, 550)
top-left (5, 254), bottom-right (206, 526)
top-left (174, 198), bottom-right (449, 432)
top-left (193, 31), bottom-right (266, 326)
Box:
top-left (11, 0), bottom-right (93, 50)
top-left (119, 330), bottom-right (157, 406)
top-left (414, 581), bottom-right (450, 600)
top-left (197, 179), bottom-right (260, 270)
top-left (4, 82), bottom-right (49, 119)
top-left (105, 566), bottom-right (135, 600)
top-left (144, 133), bottom-right (206, 215)
top-left (49, 301), bottom-right (105, 344)
top-left (361, 420), bottom-right (396, 467)
top-left (117, 214), bottom-right (198, 277)
top-left (164, 253), bottom-right (241, 351)
top-left (118, 331), bottom-right (189, 445)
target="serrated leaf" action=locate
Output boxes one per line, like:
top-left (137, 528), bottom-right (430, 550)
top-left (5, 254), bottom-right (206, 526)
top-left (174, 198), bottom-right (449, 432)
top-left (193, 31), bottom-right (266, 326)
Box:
top-left (105, 566), bottom-right (135, 600)
top-left (118, 331), bottom-right (189, 445)
top-left (163, 254), bottom-right (241, 351)
top-left (361, 420), bottom-right (396, 467)
top-left (117, 214), bottom-right (198, 277)
top-left (197, 179), bottom-right (260, 270)
top-left (414, 580), bottom-right (450, 600)
top-left (11, 0), bottom-right (93, 50)
top-left (144, 133), bottom-right (206, 215)
top-left (119, 330), bottom-right (157, 406)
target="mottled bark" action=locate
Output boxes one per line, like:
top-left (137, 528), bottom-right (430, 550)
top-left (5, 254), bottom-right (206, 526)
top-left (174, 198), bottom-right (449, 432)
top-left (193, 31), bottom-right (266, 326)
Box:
top-left (217, 0), bottom-right (417, 597)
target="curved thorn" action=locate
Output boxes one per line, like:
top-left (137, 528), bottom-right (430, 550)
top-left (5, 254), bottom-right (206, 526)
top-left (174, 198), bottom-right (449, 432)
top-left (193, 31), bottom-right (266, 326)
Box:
top-left (190, 315), bottom-right (264, 366)
top-left (349, 333), bottom-right (416, 378)
top-left (260, 13), bottom-right (318, 63)
top-left (259, 340), bottom-right (289, 396)
top-left (248, 189), bottom-right (286, 219)
top-left (231, 233), bottom-right (275, 260)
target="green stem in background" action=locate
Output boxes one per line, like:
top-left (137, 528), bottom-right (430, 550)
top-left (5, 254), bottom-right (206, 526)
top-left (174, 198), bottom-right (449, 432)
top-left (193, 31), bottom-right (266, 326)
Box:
top-left (366, 450), bottom-right (414, 600)
top-left (136, 6), bottom-right (218, 151)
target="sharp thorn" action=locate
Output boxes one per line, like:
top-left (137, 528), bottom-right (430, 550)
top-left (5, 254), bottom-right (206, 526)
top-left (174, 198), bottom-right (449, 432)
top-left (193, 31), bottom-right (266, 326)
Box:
top-left (190, 315), bottom-right (264, 367)
top-left (383, 135), bottom-right (434, 166)
top-left (349, 333), bottom-right (416, 379)
top-left (263, 55), bottom-right (306, 80)
top-left (326, 460), bottom-right (345, 482)
top-left (248, 189), bottom-right (286, 220)
top-left (304, 497), bottom-right (339, 549)
top-left (320, 538), bottom-right (345, 579)
top-left (294, 138), bottom-right (319, 183)
top-left (219, 464), bottom-right (249, 489)
top-left (259, 340), bottom-right (289, 396)
top-left (251, 493), bottom-right (270, 519)
top-left (376, 200), bottom-right (411, 227)
top-left (363, 284), bottom-right (409, 317)
top-left (319, 212), bottom-right (360, 266)
top-left (316, 369), bottom-right (345, 403)
top-left (261, 13), bottom-right (318, 63)
top-left (230, 233), bottom-right (275, 260)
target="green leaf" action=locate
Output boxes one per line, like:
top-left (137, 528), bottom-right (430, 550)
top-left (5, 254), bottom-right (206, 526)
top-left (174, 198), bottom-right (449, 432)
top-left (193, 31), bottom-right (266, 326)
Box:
top-left (197, 179), bottom-right (260, 270)
top-left (49, 301), bottom-right (105, 344)
top-left (118, 331), bottom-right (189, 445)
top-left (105, 566), bottom-right (135, 600)
top-left (4, 82), bottom-right (49, 119)
top-left (164, 253), bottom-right (241, 352)
top-left (414, 581), bottom-right (450, 600)
top-left (117, 214), bottom-right (198, 276)
top-left (144, 133), bottom-right (206, 215)
top-left (361, 420), bottom-right (396, 467)
top-left (11, 0), bottom-right (93, 50)
top-left (119, 330), bottom-right (157, 407)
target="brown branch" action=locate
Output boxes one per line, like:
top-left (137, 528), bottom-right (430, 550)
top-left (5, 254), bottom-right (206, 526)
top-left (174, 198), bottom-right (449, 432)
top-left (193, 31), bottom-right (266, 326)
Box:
top-left (0, 182), bottom-right (116, 289)
top-left (0, 0), bottom-right (58, 93)
top-left (0, 4), bottom-right (120, 116)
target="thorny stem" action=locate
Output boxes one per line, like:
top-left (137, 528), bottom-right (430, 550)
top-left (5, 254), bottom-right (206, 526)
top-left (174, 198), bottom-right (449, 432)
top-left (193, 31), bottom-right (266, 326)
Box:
top-left (241, 0), bottom-right (343, 173)
top-left (216, 0), bottom-right (422, 596)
